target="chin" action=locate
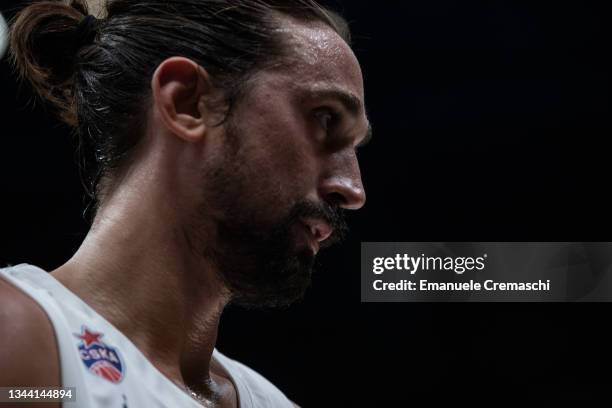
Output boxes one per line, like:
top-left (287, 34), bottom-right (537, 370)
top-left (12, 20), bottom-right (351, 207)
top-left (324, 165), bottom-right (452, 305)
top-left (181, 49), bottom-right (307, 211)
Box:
top-left (229, 250), bottom-right (316, 309)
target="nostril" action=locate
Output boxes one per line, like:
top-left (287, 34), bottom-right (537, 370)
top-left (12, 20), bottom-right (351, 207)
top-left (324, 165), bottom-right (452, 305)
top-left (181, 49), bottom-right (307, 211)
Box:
top-left (325, 192), bottom-right (346, 208)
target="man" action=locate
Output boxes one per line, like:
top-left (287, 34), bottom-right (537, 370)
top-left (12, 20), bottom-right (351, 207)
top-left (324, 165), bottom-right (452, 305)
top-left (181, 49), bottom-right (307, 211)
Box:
top-left (0, 0), bottom-right (369, 406)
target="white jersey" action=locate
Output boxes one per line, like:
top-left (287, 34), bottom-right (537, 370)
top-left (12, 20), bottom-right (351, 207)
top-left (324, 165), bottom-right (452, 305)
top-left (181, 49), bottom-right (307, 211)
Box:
top-left (0, 263), bottom-right (295, 408)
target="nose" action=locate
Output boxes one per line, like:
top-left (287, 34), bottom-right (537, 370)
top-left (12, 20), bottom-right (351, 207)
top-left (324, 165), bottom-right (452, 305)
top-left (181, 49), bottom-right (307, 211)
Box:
top-left (318, 150), bottom-right (366, 210)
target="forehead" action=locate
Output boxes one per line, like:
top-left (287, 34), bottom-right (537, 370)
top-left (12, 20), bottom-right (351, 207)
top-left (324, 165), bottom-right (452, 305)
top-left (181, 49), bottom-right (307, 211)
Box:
top-left (270, 15), bottom-right (365, 102)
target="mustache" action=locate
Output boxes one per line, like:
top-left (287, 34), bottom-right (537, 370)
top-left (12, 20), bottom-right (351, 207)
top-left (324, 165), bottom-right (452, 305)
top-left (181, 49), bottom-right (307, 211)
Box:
top-left (288, 200), bottom-right (348, 248)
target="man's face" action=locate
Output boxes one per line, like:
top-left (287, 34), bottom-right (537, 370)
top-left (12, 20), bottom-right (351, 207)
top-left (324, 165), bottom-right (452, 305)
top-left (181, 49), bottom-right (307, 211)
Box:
top-left (196, 16), bottom-right (369, 308)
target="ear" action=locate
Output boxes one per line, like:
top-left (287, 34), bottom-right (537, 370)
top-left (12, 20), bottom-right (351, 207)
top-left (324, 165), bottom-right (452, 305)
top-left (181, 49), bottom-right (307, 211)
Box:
top-left (151, 57), bottom-right (221, 142)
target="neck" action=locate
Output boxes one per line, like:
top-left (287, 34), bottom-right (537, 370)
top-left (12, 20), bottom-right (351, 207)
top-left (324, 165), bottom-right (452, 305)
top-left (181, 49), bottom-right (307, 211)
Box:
top-left (51, 161), bottom-right (229, 393)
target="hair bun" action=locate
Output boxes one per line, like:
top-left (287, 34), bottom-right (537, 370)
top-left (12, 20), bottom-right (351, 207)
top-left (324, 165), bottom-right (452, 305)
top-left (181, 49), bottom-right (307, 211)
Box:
top-left (9, 0), bottom-right (92, 126)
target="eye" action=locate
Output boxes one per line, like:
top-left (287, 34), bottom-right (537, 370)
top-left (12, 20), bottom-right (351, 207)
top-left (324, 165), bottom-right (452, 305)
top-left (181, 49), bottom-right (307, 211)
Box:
top-left (314, 107), bottom-right (339, 132)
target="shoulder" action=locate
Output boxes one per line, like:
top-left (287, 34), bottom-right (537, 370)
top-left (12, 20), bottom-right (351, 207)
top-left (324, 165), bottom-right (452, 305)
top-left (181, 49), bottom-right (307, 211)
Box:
top-left (0, 274), bottom-right (60, 387)
top-left (213, 350), bottom-right (298, 408)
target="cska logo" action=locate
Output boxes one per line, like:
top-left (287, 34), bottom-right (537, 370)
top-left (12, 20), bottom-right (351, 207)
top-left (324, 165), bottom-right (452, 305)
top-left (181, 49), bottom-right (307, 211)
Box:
top-left (75, 326), bottom-right (124, 384)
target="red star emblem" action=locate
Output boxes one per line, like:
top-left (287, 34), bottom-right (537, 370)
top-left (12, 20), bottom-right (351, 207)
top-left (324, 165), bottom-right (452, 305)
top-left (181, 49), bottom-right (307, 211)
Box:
top-left (75, 326), bottom-right (104, 348)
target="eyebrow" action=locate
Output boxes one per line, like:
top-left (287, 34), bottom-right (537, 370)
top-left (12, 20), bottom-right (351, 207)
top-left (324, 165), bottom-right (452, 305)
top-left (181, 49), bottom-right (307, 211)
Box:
top-left (301, 87), bottom-right (373, 147)
top-left (303, 88), bottom-right (363, 115)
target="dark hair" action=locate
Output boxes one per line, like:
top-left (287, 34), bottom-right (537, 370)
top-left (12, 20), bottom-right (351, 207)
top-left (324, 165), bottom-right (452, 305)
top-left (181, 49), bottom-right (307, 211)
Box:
top-left (9, 0), bottom-right (350, 219)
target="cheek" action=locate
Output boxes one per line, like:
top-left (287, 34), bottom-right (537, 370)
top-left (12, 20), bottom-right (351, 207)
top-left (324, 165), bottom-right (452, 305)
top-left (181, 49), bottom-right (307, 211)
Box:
top-left (238, 103), bottom-right (318, 210)
top-left (244, 133), bottom-right (317, 217)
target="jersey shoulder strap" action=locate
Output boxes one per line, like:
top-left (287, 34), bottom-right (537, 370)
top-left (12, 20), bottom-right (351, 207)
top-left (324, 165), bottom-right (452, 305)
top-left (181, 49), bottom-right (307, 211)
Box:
top-left (213, 349), bottom-right (295, 408)
top-left (0, 263), bottom-right (202, 408)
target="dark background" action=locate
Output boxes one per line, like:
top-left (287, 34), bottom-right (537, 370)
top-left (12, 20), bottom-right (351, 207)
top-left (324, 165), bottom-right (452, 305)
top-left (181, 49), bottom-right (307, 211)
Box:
top-left (2, 0), bottom-right (612, 405)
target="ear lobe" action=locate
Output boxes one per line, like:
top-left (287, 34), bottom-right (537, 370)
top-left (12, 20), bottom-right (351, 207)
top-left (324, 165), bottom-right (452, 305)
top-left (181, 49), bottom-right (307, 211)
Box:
top-left (151, 57), bottom-right (217, 143)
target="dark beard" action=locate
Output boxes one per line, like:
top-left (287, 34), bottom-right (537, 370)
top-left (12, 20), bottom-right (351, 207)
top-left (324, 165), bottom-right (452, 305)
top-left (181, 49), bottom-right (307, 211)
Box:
top-left (211, 200), bottom-right (347, 308)
top-left (195, 119), bottom-right (348, 308)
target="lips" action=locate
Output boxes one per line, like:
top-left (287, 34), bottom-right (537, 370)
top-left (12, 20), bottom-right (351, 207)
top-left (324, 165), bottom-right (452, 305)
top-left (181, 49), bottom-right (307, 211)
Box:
top-left (299, 217), bottom-right (333, 252)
